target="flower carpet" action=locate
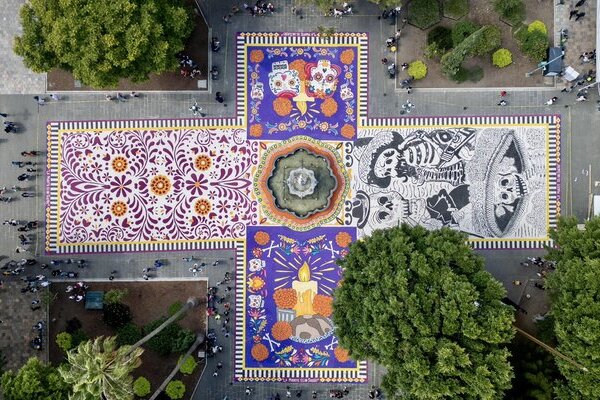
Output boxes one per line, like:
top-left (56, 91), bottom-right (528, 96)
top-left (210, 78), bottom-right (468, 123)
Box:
top-left (45, 33), bottom-right (561, 383)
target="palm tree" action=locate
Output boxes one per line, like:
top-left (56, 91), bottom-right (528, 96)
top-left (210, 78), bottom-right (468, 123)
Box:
top-left (60, 297), bottom-right (201, 400)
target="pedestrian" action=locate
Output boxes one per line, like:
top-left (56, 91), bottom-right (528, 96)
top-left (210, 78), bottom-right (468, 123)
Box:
top-left (401, 62), bottom-right (409, 70)
top-left (296, 390), bottom-right (302, 398)
top-left (33, 96), bottom-right (45, 106)
top-left (11, 161), bottom-right (25, 168)
top-left (217, 361), bottom-right (223, 369)
top-left (216, 92), bottom-right (225, 104)
top-left (213, 370), bottom-right (219, 377)
top-left (407, 86), bottom-right (412, 95)
top-left (381, 57), bottom-right (388, 65)
top-left (116, 93), bottom-right (127, 102)
top-left (342, 386), bottom-right (349, 395)
top-left (576, 94), bottom-right (588, 102)
top-left (569, 9), bottom-right (578, 19)
top-left (312, 391), bottom-right (317, 399)
top-left (18, 174), bottom-right (30, 181)
top-left (395, 29), bottom-right (402, 40)
top-left (50, 94), bottom-right (61, 101)
top-left (21, 151), bottom-right (39, 156)
top-left (142, 274), bottom-right (149, 280)
top-left (575, 12), bottom-right (585, 21)
top-left (223, 14), bottom-right (230, 23)
top-left (0, 112), bottom-right (7, 118)
top-left (513, 280), bottom-right (522, 286)
top-left (15, 246), bottom-right (27, 253)
top-left (22, 192), bottom-right (36, 198)
top-left (575, 0), bottom-right (586, 7)
top-left (109, 274), bottom-right (115, 281)
top-left (286, 387), bottom-right (292, 398)
top-left (105, 94), bottom-right (114, 101)
top-left (497, 100), bottom-right (508, 106)
top-left (245, 386), bottom-right (252, 395)
top-left (500, 90), bottom-right (507, 97)
top-left (130, 91), bottom-right (139, 98)
top-left (545, 96), bottom-right (557, 105)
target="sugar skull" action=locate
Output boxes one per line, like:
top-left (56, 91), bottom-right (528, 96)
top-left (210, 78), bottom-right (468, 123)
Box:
top-left (339, 83), bottom-right (354, 101)
top-left (248, 294), bottom-right (264, 309)
top-left (251, 82), bottom-right (264, 101)
top-left (305, 60), bottom-right (341, 99)
top-left (268, 61), bottom-right (301, 98)
top-left (249, 258), bottom-right (266, 272)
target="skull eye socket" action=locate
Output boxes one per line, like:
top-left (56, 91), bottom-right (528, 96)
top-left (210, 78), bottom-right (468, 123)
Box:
top-left (325, 74), bottom-right (334, 82)
top-left (275, 81), bottom-right (282, 87)
top-left (314, 72), bottom-right (323, 81)
top-left (288, 80), bottom-right (296, 86)
top-left (501, 193), bottom-right (510, 200)
top-left (500, 178), bottom-right (510, 187)
top-left (377, 196), bottom-right (389, 206)
top-left (376, 211), bottom-right (391, 222)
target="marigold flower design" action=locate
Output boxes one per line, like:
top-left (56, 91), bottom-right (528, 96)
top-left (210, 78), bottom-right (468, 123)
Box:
top-left (249, 124), bottom-right (263, 138)
top-left (249, 49), bottom-right (265, 63)
top-left (194, 198), bottom-right (212, 215)
top-left (150, 175), bottom-right (171, 196)
top-left (289, 59), bottom-right (308, 80)
top-left (335, 231), bottom-right (353, 247)
top-left (320, 98), bottom-right (338, 117)
top-left (110, 201), bottom-right (127, 217)
top-left (334, 347), bottom-right (351, 363)
top-left (248, 275), bottom-right (266, 292)
top-left (111, 156), bottom-right (128, 173)
top-left (340, 49), bottom-right (355, 65)
top-left (194, 154), bottom-right (212, 171)
top-left (341, 124), bottom-right (356, 139)
top-left (251, 343), bottom-right (269, 361)
top-left (273, 97), bottom-right (293, 117)
top-left (254, 231), bottom-right (270, 245)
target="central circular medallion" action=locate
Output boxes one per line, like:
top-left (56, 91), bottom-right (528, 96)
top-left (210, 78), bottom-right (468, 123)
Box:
top-left (254, 136), bottom-right (349, 231)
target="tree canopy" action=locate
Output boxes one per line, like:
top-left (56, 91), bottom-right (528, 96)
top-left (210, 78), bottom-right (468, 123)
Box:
top-left (546, 216), bottom-right (600, 399)
top-left (1, 357), bottom-right (71, 400)
top-left (333, 225), bottom-right (515, 399)
top-left (14, 0), bottom-right (193, 88)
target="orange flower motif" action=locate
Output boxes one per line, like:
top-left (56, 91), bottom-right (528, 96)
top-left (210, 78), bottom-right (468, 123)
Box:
top-left (254, 231), bottom-right (270, 245)
top-left (273, 288), bottom-right (297, 309)
top-left (313, 294), bottom-right (333, 317)
top-left (194, 199), bottom-right (211, 215)
top-left (289, 59), bottom-right (308, 80)
top-left (320, 98), bottom-right (338, 117)
top-left (273, 97), bottom-right (292, 117)
top-left (248, 276), bottom-right (266, 291)
top-left (249, 49), bottom-right (265, 63)
top-left (194, 154), bottom-right (212, 171)
top-left (111, 156), bottom-right (128, 173)
top-left (251, 343), bottom-right (269, 361)
top-left (341, 124), bottom-right (355, 139)
top-left (340, 49), bottom-right (355, 65)
top-left (334, 347), bottom-right (351, 363)
top-left (271, 321), bottom-right (293, 341)
top-left (335, 231), bottom-right (353, 247)
top-left (110, 201), bottom-right (127, 217)
top-left (249, 124), bottom-right (263, 138)
top-left (150, 175), bottom-right (171, 196)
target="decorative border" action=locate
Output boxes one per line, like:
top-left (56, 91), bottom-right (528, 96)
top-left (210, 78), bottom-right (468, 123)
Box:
top-left (236, 33), bottom-right (369, 131)
top-left (360, 114), bottom-right (561, 250)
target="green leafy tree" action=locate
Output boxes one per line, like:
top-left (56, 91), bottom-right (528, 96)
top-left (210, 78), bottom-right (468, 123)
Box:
top-left (172, 328), bottom-right (197, 353)
top-left (442, 25), bottom-right (501, 77)
top-left (408, 0), bottom-right (441, 29)
top-left (13, 0), bottom-right (193, 88)
top-left (528, 20), bottom-right (547, 34)
top-left (451, 20), bottom-right (479, 47)
top-left (56, 332), bottom-right (74, 352)
top-left (1, 357), bottom-right (71, 400)
top-left (506, 339), bottom-right (560, 400)
top-left (407, 60), bottom-right (428, 79)
top-left (545, 216), bottom-right (600, 399)
top-left (103, 302), bottom-right (133, 329)
top-left (133, 376), bottom-right (151, 397)
top-left (59, 336), bottom-right (143, 400)
top-left (494, 0), bottom-right (525, 25)
top-left (165, 380), bottom-right (186, 400)
top-left (427, 26), bottom-right (453, 51)
top-left (178, 355), bottom-right (198, 375)
top-left (518, 30), bottom-right (549, 62)
top-left (104, 289), bottom-right (128, 305)
top-left (493, 48), bottom-right (513, 68)
top-left (116, 323), bottom-right (143, 347)
top-left (333, 225), bottom-right (515, 400)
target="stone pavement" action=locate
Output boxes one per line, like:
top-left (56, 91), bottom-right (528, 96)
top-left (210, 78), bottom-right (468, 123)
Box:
top-left (555, 0), bottom-right (597, 70)
top-left (0, 0), bottom-right (46, 94)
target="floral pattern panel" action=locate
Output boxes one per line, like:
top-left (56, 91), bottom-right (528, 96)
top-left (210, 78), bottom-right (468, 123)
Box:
top-left (247, 45), bottom-right (358, 141)
top-left (57, 128), bottom-right (258, 247)
top-left (243, 226), bottom-right (360, 381)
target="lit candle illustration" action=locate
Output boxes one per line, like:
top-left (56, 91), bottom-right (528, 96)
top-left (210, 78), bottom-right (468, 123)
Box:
top-left (292, 262), bottom-right (318, 316)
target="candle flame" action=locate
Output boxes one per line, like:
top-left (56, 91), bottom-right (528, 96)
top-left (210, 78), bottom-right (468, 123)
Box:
top-left (292, 81), bottom-right (314, 116)
top-left (298, 262), bottom-right (311, 282)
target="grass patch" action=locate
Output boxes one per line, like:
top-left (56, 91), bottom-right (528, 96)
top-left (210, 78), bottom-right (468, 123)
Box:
top-left (443, 0), bottom-right (469, 19)
top-left (408, 0), bottom-right (442, 29)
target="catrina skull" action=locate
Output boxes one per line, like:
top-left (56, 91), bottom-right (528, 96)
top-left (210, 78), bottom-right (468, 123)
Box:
top-left (305, 60), bottom-right (341, 99)
top-left (268, 70), bottom-right (301, 98)
top-left (493, 169), bottom-right (528, 217)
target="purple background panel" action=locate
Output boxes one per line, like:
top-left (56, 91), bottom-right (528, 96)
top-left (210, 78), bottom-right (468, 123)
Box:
top-left (244, 226), bottom-right (357, 373)
top-left (246, 45), bottom-right (358, 141)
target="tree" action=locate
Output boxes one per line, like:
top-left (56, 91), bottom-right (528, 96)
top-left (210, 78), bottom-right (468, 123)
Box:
top-left (333, 225), bottom-right (516, 400)
top-left (545, 216), bottom-right (600, 399)
top-left (59, 336), bottom-right (143, 400)
top-left (116, 323), bottom-right (143, 347)
top-left (528, 20), bottom-right (548, 35)
top-left (494, 0), bottom-right (524, 25)
top-left (133, 376), bottom-right (151, 397)
top-left (13, 0), bottom-right (193, 88)
top-left (103, 302), bottom-right (133, 329)
top-left (517, 29), bottom-right (549, 62)
top-left (493, 49), bottom-right (513, 68)
top-left (451, 20), bottom-right (479, 47)
top-left (60, 298), bottom-right (200, 400)
top-left (104, 289), bottom-right (128, 305)
top-left (1, 357), bottom-right (71, 400)
top-left (407, 60), bottom-right (428, 80)
top-left (179, 356), bottom-right (198, 375)
top-left (165, 380), bottom-right (186, 400)
top-left (56, 332), bottom-right (74, 352)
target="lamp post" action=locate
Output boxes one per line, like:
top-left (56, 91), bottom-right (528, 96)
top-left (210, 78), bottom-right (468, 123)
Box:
top-left (525, 52), bottom-right (564, 77)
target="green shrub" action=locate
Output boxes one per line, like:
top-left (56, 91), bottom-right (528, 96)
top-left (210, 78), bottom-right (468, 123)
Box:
top-left (167, 301), bottom-right (184, 321)
top-left (179, 355), bottom-right (198, 375)
top-left (492, 48), bottom-right (513, 67)
top-left (441, 49), bottom-right (464, 76)
top-left (103, 302), bottom-right (132, 329)
top-left (56, 332), bottom-right (73, 352)
top-left (519, 29), bottom-right (549, 62)
top-left (71, 329), bottom-right (88, 348)
top-left (116, 323), bottom-right (142, 347)
top-left (494, 0), bottom-right (524, 25)
top-left (449, 66), bottom-right (470, 82)
top-left (407, 60), bottom-right (428, 80)
top-left (527, 20), bottom-right (547, 34)
top-left (133, 376), bottom-right (151, 397)
top-left (427, 26), bottom-right (453, 51)
top-left (467, 66), bottom-right (484, 82)
top-left (424, 42), bottom-right (445, 59)
top-left (104, 289), bottom-right (128, 305)
top-left (165, 380), bottom-right (186, 400)
top-left (451, 20), bottom-right (479, 47)
top-left (472, 25), bottom-right (501, 56)
top-left (408, 0), bottom-right (441, 29)
top-left (443, 0), bottom-right (469, 19)
top-left (172, 328), bottom-right (197, 353)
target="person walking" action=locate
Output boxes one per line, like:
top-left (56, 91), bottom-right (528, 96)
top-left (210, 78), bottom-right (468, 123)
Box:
top-left (497, 100), bottom-right (508, 106)
top-left (22, 192), bottom-right (36, 198)
top-left (0, 112), bottom-right (7, 118)
top-left (215, 92), bottom-right (225, 105)
top-left (569, 9), bottom-right (579, 19)
top-left (575, 12), bottom-right (585, 21)
top-left (33, 96), bottom-right (46, 106)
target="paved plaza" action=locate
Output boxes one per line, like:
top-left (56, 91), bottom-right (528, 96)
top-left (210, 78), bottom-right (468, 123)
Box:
top-left (1, 0), bottom-right (600, 399)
